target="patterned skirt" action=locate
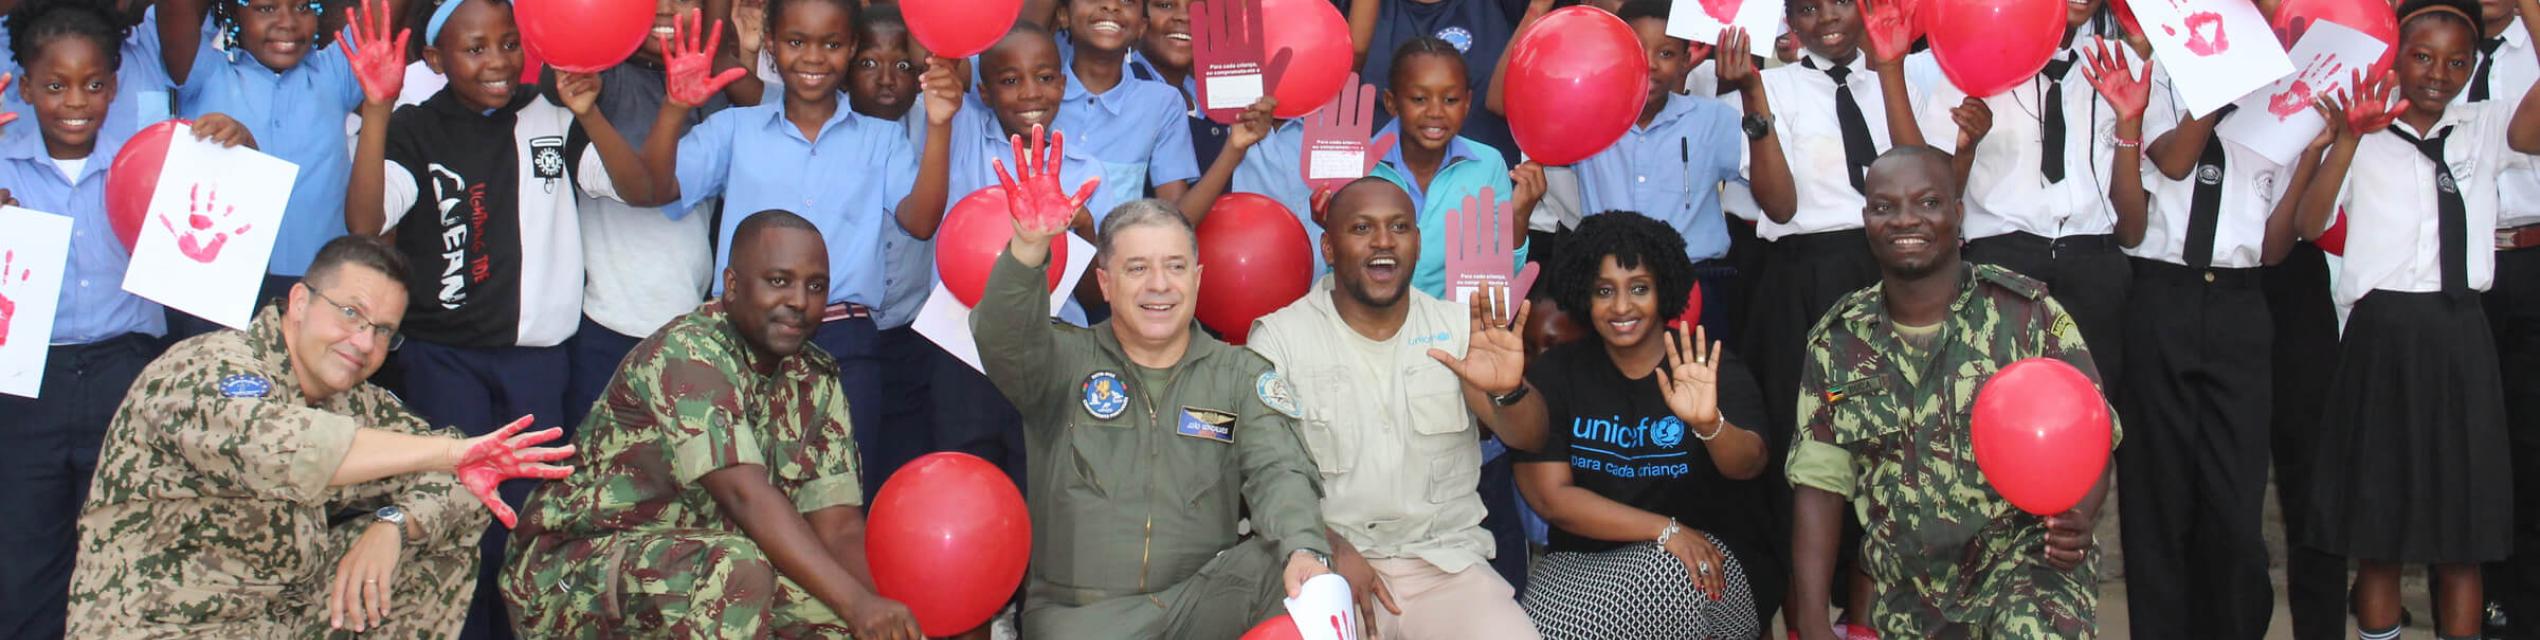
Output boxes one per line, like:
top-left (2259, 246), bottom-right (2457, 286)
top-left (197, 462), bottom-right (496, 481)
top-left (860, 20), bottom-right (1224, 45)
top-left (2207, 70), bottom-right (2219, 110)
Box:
top-left (1520, 535), bottom-right (1761, 640)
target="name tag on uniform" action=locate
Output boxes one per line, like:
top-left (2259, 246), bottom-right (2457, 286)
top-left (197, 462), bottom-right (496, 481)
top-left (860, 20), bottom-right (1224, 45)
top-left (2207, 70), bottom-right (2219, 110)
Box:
top-left (1177, 407), bottom-right (1235, 443)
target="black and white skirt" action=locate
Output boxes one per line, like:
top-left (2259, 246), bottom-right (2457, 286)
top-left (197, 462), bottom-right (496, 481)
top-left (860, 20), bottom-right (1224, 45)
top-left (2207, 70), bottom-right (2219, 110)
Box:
top-left (2301, 290), bottom-right (2513, 563)
top-left (1520, 535), bottom-right (1760, 640)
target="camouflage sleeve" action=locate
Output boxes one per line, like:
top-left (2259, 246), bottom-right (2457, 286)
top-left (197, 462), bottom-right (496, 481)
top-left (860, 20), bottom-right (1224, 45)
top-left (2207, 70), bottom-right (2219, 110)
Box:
top-left (1787, 323), bottom-right (1859, 497)
top-left (2035, 296), bottom-right (2123, 448)
top-left (971, 248), bottom-right (1065, 427)
top-left (127, 352), bottom-right (363, 504)
top-left (1235, 363), bottom-right (1328, 563)
top-left (794, 373), bottom-right (865, 513)
top-left (650, 337), bottom-right (768, 486)
top-left (328, 392), bottom-right (487, 549)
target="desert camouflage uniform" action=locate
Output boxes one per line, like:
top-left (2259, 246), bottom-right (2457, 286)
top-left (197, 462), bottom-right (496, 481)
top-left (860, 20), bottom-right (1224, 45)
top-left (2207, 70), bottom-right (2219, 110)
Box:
top-left (1785, 263), bottom-right (2122, 638)
top-left (500, 301), bottom-right (865, 637)
top-left (971, 250), bottom-right (1330, 639)
top-left (68, 305), bottom-right (486, 639)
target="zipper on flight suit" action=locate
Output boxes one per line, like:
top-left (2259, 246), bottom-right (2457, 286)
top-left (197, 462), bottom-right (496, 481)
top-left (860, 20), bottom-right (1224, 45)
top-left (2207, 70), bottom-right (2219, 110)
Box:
top-left (1135, 363), bottom-right (1189, 594)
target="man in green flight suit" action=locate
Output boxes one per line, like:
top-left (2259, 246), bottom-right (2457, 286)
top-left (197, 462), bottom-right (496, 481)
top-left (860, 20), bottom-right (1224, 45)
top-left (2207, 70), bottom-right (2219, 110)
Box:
top-left (500, 211), bottom-right (924, 639)
top-left (970, 130), bottom-right (1334, 639)
top-left (1785, 146), bottom-right (2119, 639)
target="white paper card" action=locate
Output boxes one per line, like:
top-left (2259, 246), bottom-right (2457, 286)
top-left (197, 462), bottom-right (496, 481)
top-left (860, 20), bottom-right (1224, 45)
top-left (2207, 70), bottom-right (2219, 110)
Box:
top-left (1307, 148), bottom-right (1367, 181)
top-left (1203, 71), bottom-right (1266, 111)
top-left (1282, 574), bottom-right (1360, 640)
top-left (917, 233), bottom-right (1098, 373)
top-left (0, 207), bottom-right (73, 398)
top-left (2130, 0), bottom-right (2295, 117)
top-left (2215, 20), bottom-right (2387, 165)
top-left (1667, 0), bottom-right (1785, 57)
top-left (122, 125), bottom-right (299, 331)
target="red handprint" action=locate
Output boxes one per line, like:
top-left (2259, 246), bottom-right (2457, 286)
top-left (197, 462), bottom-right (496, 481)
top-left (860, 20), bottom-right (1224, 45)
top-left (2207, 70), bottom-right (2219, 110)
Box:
top-left (2268, 54), bottom-right (2348, 120)
top-left (662, 9), bottom-right (746, 109)
top-left (2175, 11), bottom-right (2230, 56)
top-left (1696, 0), bottom-right (1745, 21)
top-left (339, 0), bottom-right (408, 106)
top-left (992, 124), bottom-right (1101, 233)
top-left (0, 250), bottom-right (27, 347)
top-left (457, 415), bottom-right (577, 529)
top-left (159, 184), bottom-right (252, 263)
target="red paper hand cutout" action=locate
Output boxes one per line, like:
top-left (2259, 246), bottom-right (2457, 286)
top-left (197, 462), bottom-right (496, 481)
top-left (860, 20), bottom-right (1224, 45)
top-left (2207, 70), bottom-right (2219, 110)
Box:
top-left (992, 124), bottom-right (1101, 233)
top-left (0, 250), bottom-right (25, 347)
top-left (663, 9), bottom-right (746, 108)
top-left (1441, 187), bottom-right (1541, 326)
top-left (456, 415), bottom-right (576, 529)
top-left (340, 0), bottom-right (409, 106)
top-left (158, 184), bottom-right (251, 263)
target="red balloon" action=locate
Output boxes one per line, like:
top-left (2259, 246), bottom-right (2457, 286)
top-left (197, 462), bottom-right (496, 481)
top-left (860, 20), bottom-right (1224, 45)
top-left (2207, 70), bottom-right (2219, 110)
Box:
top-left (1240, 614), bottom-right (1308, 640)
top-left (515, 0), bottom-right (651, 73)
top-left (866, 453), bottom-right (1032, 637)
top-left (1195, 194), bottom-right (1312, 344)
top-left (1262, 0), bottom-right (1352, 119)
top-left (2271, 0), bottom-right (2400, 77)
top-left (520, 46), bottom-right (544, 86)
top-left (1926, 0), bottom-right (2066, 97)
top-left (106, 120), bottom-right (185, 252)
top-left (1503, 7), bottom-right (1647, 166)
top-left (1675, 281), bottom-right (1704, 330)
top-left (903, 0), bottom-right (1023, 59)
top-left (2317, 209), bottom-right (2348, 256)
top-left (1971, 358), bottom-right (2113, 515)
top-left (937, 187), bottom-right (1068, 308)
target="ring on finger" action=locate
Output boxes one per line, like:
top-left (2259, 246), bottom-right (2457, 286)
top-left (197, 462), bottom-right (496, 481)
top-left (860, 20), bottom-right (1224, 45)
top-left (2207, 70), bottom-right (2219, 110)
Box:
top-left (1697, 561), bottom-right (1712, 576)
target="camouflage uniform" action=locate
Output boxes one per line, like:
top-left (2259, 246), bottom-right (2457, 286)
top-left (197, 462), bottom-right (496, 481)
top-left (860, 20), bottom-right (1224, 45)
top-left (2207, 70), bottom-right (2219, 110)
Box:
top-left (67, 305), bottom-right (487, 639)
top-left (1784, 264), bottom-right (2121, 638)
top-left (500, 301), bottom-right (865, 637)
top-left (971, 250), bottom-right (1330, 639)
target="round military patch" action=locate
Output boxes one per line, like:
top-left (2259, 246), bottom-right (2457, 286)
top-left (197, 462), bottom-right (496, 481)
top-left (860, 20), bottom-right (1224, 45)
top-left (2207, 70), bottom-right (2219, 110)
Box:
top-left (1256, 371), bottom-right (1301, 418)
top-left (1082, 371), bottom-right (1130, 420)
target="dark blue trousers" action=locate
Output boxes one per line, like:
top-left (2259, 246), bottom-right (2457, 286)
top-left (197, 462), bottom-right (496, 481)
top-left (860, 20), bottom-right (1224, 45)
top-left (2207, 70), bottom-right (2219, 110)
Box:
top-left (810, 318), bottom-right (889, 496)
top-left (394, 340), bottom-right (569, 640)
top-left (0, 334), bottom-right (158, 640)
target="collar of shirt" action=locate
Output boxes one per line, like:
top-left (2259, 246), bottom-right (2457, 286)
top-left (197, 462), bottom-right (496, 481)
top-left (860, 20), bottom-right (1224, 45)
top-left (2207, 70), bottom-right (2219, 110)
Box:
top-left (1639, 92), bottom-right (1701, 133)
top-left (1062, 52), bottom-right (1147, 117)
top-left (753, 94), bottom-right (863, 144)
top-left (1796, 50), bottom-right (1872, 84)
top-left (422, 86), bottom-right (538, 120)
top-left (244, 304), bottom-right (310, 404)
top-left (0, 126), bottom-right (117, 184)
top-left (1377, 122), bottom-right (1481, 174)
top-left (1840, 261), bottom-right (1981, 330)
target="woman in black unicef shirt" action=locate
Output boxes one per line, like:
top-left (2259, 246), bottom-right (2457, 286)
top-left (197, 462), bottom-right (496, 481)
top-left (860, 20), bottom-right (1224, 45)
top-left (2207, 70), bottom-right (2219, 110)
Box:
top-left (1508, 212), bottom-right (1781, 639)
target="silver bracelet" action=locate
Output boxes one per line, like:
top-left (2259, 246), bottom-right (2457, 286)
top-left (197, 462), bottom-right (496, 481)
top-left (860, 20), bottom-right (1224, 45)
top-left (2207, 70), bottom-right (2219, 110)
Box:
top-left (1655, 518), bottom-right (1682, 546)
top-left (1692, 419), bottom-right (1725, 441)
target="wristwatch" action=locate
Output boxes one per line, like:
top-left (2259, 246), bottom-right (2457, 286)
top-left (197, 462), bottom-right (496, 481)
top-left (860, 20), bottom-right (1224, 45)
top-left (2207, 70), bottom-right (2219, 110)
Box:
top-left (1741, 113), bottom-right (1776, 141)
top-left (1489, 383), bottom-right (1532, 407)
top-left (375, 505), bottom-right (407, 539)
top-left (1297, 547), bottom-right (1332, 567)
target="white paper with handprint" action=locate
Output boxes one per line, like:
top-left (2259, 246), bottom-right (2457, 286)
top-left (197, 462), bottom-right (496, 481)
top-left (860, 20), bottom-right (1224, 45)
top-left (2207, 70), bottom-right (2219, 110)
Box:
top-left (0, 207), bottom-right (73, 398)
top-left (2215, 20), bottom-right (2386, 165)
top-left (915, 233), bottom-right (1097, 374)
top-left (2130, 0), bottom-right (2294, 118)
top-left (1281, 574), bottom-right (1361, 640)
top-left (1667, 0), bottom-right (1782, 57)
top-left (122, 125), bottom-right (300, 331)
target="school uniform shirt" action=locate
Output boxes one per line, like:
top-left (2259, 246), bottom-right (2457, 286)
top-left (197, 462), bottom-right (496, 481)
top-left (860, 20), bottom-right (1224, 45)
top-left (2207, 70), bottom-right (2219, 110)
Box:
top-left (1053, 62), bottom-right (1200, 210)
top-left (1512, 339), bottom-right (1774, 561)
top-left (1916, 42), bottom-right (2142, 241)
top-left (1358, 0), bottom-right (1527, 161)
top-left (1231, 120), bottom-right (1320, 273)
top-left (0, 8), bottom-right (173, 147)
top-left (1749, 51), bottom-right (1932, 240)
top-left (1247, 278), bottom-right (1494, 572)
top-left (879, 110), bottom-right (932, 330)
top-left (673, 99), bottom-right (917, 308)
top-left (375, 90), bottom-right (613, 349)
top-left (2125, 74), bottom-right (2290, 269)
top-left (1575, 93), bottom-right (1747, 261)
top-left (2459, 18), bottom-right (2540, 228)
top-left (1368, 122), bottom-right (1529, 298)
top-left (2331, 102), bottom-right (2521, 307)
top-left (0, 127), bottom-right (162, 343)
top-left (579, 64), bottom-right (720, 338)
top-left (175, 20), bottom-right (365, 278)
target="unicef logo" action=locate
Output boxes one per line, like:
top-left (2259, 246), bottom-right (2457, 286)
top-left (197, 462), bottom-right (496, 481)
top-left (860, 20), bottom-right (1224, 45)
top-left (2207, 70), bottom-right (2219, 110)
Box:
top-left (1436, 27), bottom-right (1475, 53)
top-left (1651, 416), bottom-right (1686, 448)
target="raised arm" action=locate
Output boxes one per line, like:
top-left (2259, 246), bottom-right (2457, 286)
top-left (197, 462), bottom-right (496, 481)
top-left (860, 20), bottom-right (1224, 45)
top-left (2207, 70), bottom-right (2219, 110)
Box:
top-left (1483, 0), bottom-right (1553, 116)
top-left (1723, 28), bottom-right (1798, 223)
top-left (158, 0), bottom-right (207, 84)
top-left (340, 0), bottom-right (408, 236)
top-left (894, 56), bottom-right (963, 239)
top-left (556, 72), bottom-right (664, 206)
top-left (2081, 38), bottom-right (2152, 248)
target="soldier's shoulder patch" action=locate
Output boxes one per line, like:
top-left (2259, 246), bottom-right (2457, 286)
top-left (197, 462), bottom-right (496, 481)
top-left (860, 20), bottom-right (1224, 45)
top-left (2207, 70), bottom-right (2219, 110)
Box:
top-left (1082, 371), bottom-right (1130, 420)
top-left (1255, 370), bottom-right (1301, 418)
top-left (1971, 263), bottom-right (2049, 300)
top-left (217, 374), bottom-right (271, 399)
top-left (2050, 312), bottom-right (2081, 340)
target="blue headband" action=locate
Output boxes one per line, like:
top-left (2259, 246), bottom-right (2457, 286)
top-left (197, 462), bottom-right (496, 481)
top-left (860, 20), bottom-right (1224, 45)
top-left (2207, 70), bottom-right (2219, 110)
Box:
top-left (425, 0), bottom-right (463, 45)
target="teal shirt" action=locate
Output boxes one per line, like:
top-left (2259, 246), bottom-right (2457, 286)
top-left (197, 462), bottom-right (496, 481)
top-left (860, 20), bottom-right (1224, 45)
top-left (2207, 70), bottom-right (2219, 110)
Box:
top-left (1368, 124), bottom-right (1531, 298)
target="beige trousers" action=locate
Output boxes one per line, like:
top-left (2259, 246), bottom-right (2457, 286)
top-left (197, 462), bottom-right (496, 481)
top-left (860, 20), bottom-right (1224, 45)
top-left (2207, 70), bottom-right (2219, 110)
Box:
top-left (1367, 557), bottom-right (1541, 640)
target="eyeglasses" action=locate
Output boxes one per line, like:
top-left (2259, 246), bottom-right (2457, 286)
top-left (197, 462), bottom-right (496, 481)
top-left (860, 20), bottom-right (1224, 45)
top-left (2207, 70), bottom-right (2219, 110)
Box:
top-left (306, 285), bottom-right (404, 350)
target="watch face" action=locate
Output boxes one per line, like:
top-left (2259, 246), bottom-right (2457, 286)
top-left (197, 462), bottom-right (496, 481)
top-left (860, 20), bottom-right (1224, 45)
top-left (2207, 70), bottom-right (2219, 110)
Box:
top-left (376, 506), bottom-right (405, 522)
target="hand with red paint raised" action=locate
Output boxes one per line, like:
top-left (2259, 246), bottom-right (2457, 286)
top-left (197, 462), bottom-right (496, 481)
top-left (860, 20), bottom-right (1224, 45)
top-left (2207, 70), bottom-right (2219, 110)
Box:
top-left (2081, 37), bottom-right (2151, 125)
top-left (453, 415), bottom-right (576, 528)
top-left (662, 8), bottom-right (746, 109)
top-left (1859, 0), bottom-right (1916, 69)
top-left (340, 0), bottom-right (409, 108)
top-left (2333, 69), bottom-right (2407, 138)
top-left (993, 124), bottom-right (1100, 262)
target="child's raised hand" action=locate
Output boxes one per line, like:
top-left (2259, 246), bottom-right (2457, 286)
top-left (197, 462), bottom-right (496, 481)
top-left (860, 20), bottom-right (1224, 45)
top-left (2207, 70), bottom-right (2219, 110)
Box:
top-left (1714, 28), bottom-right (1758, 92)
top-left (2338, 69), bottom-right (2407, 137)
top-left (2080, 37), bottom-right (2150, 125)
top-left (920, 55), bottom-right (963, 126)
top-left (663, 9), bottom-right (746, 109)
top-left (557, 71), bottom-right (603, 115)
top-left (340, 0), bottom-right (409, 108)
top-left (1859, 0), bottom-right (1916, 69)
top-left (993, 124), bottom-right (1099, 245)
top-left (191, 113), bottom-right (260, 149)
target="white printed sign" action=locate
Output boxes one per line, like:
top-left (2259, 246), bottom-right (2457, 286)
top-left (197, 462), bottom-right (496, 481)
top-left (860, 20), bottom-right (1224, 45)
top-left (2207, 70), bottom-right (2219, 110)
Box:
top-left (2131, 0), bottom-right (2295, 117)
top-left (122, 125), bottom-right (299, 330)
top-left (0, 207), bottom-right (73, 398)
top-left (1668, 0), bottom-right (1786, 57)
top-left (2215, 20), bottom-right (2388, 165)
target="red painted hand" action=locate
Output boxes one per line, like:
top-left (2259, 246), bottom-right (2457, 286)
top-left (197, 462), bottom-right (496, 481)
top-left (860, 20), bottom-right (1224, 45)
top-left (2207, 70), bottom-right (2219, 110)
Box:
top-left (663, 9), bottom-right (746, 109)
top-left (2079, 37), bottom-right (2151, 124)
top-left (2338, 69), bottom-right (2407, 136)
top-left (340, 0), bottom-right (409, 107)
top-left (992, 124), bottom-right (1100, 237)
top-left (455, 415), bottom-right (576, 528)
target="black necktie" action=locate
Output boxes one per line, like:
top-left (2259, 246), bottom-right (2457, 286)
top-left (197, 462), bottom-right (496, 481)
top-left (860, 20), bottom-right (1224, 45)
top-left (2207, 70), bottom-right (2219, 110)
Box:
top-left (2471, 36), bottom-right (2507, 103)
top-left (1809, 58), bottom-right (1878, 194)
top-left (2041, 56), bottom-right (2075, 184)
top-left (2185, 105), bottom-right (2237, 269)
top-left (2389, 125), bottom-right (2469, 296)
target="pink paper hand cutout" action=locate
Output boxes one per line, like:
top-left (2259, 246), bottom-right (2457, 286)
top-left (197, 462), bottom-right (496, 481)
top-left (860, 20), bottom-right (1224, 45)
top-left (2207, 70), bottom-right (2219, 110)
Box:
top-left (0, 250), bottom-right (26, 347)
top-left (457, 415), bottom-right (577, 529)
top-left (158, 184), bottom-right (252, 263)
